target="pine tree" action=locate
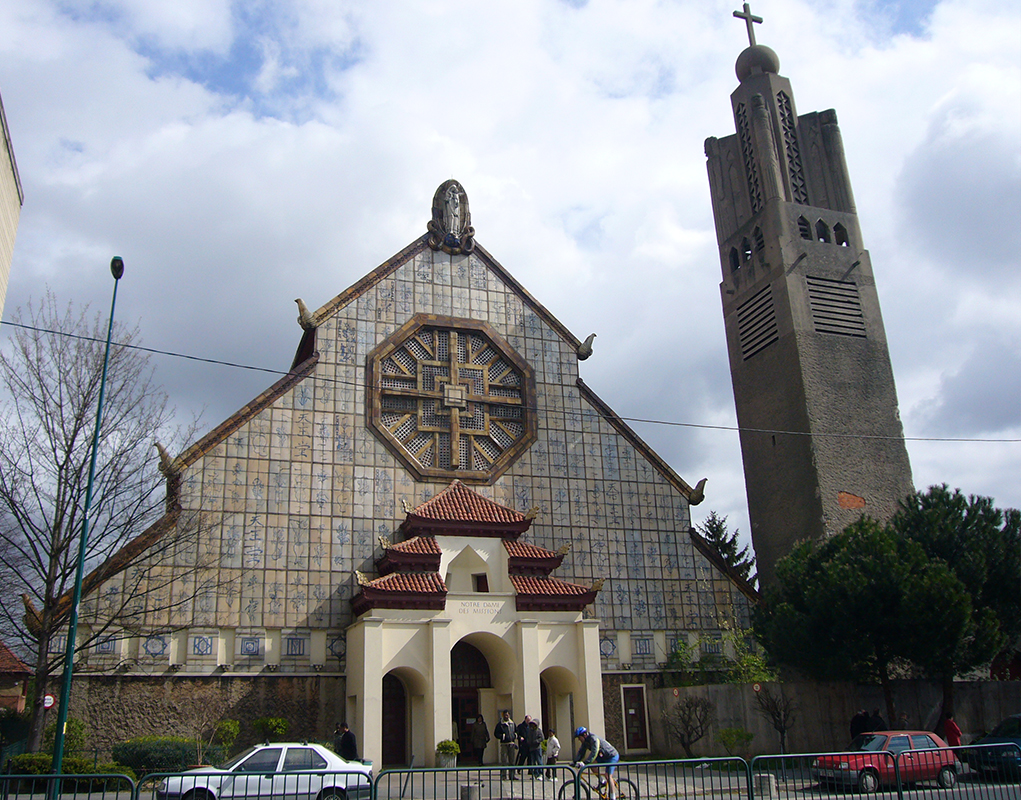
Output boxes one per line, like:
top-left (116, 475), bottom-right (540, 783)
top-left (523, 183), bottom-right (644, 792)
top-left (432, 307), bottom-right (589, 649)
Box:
top-left (696, 511), bottom-right (757, 586)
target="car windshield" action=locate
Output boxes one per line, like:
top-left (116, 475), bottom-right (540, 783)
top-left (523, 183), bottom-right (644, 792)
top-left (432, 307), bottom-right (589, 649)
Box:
top-left (850, 734), bottom-right (888, 751)
top-left (219, 746), bottom-right (259, 770)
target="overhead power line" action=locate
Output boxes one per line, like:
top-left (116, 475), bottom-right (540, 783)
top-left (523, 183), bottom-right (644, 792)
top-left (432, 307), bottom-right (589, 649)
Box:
top-left (2, 319), bottom-right (1018, 444)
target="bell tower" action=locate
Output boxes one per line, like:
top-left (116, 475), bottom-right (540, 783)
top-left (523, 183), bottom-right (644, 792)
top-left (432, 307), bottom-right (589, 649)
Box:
top-left (705, 6), bottom-right (913, 588)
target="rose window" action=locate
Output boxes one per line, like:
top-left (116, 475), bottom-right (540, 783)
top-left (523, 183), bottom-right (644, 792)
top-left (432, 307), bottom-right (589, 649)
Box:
top-left (368, 316), bottom-right (535, 483)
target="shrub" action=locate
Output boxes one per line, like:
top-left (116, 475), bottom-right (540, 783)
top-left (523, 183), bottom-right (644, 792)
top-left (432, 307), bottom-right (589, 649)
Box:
top-left (43, 718), bottom-right (87, 755)
top-left (112, 736), bottom-right (223, 776)
top-left (435, 739), bottom-right (460, 755)
top-left (214, 720), bottom-right (240, 754)
top-left (0, 707), bottom-right (30, 744)
top-left (7, 753), bottom-right (136, 788)
top-left (715, 727), bottom-right (754, 757)
top-left (253, 717), bottom-right (289, 742)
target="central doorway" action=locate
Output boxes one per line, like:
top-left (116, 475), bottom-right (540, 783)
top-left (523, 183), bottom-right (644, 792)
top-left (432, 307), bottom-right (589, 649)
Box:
top-left (451, 640), bottom-right (492, 763)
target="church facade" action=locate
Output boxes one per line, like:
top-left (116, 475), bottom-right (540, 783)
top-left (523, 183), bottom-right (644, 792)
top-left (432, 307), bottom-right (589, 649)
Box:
top-left (74, 180), bottom-right (754, 765)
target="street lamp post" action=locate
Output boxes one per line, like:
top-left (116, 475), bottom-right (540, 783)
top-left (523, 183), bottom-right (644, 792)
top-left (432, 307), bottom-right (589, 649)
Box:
top-left (51, 257), bottom-right (124, 784)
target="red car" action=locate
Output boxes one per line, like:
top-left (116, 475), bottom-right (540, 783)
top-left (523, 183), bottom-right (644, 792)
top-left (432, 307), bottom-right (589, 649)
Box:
top-left (812, 731), bottom-right (958, 792)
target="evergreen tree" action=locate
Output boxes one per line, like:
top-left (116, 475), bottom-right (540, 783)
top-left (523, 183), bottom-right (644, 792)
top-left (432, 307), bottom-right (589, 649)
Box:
top-left (891, 485), bottom-right (1021, 715)
top-left (696, 511), bottom-right (757, 586)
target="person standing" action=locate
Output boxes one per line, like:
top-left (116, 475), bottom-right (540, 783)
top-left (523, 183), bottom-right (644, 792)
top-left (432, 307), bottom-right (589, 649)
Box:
top-left (545, 729), bottom-right (561, 780)
top-left (337, 722), bottom-right (359, 762)
top-left (869, 709), bottom-right (887, 732)
top-left (524, 719), bottom-right (544, 779)
top-left (944, 714), bottom-right (962, 748)
top-left (471, 714), bottom-right (491, 765)
top-left (850, 710), bottom-right (869, 740)
top-left (514, 714), bottom-right (533, 778)
top-left (495, 710), bottom-right (517, 768)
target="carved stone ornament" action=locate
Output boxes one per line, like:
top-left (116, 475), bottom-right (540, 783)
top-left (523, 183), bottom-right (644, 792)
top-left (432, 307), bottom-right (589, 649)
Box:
top-left (427, 179), bottom-right (476, 255)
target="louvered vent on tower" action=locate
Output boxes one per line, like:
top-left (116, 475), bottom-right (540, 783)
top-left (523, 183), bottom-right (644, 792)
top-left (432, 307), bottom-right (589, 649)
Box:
top-left (807, 276), bottom-right (866, 337)
top-left (737, 284), bottom-right (778, 360)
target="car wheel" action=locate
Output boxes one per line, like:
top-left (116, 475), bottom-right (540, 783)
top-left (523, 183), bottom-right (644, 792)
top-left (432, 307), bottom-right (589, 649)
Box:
top-left (857, 769), bottom-right (879, 793)
top-left (937, 766), bottom-right (956, 789)
top-left (317, 789), bottom-right (347, 800)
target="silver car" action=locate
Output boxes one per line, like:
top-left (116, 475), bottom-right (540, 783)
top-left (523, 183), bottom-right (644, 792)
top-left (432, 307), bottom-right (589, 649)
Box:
top-left (156, 743), bottom-right (372, 800)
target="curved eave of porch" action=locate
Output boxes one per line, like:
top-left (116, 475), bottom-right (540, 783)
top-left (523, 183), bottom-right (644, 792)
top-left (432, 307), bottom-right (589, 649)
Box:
top-left (351, 590), bottom-right (448, 617)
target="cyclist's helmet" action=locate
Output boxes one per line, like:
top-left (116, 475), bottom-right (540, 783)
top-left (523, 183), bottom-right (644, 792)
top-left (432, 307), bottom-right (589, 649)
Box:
top-left (574, 727), bottom-right (587, 738)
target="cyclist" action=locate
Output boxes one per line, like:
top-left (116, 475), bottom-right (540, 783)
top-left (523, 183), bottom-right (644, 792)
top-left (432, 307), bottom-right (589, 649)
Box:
top-left (572, 727), bottom-right (620, 800)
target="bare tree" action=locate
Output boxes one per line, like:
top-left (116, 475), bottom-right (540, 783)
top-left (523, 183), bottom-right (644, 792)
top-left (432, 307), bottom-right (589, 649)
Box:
top-left (664, 695), bottom-right (716, 759)
top-left (754, 685), bottom-right (797, 754)
top-left (0, 292), bottom-right (212, 750)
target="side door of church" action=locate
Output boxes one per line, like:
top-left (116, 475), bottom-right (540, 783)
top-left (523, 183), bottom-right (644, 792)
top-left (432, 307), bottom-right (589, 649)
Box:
top-left (621, 685), bottom-right (649, 752)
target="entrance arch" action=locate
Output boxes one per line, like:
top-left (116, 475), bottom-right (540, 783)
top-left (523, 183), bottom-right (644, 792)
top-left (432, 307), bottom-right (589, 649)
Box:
top-left (380, 666), bottom-right (429, 767)
top-left (381, 672), bottom-right (407, 766)
top-left (451, 640), bottom-right (491, 761)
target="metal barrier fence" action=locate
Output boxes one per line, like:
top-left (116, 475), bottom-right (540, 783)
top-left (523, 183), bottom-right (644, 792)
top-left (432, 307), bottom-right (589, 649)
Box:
top-left (1, 744), bottom-right (1016, 800)
top-left (371, 759), bottom-right (752, 800)
top-left (751, 742), bottom-right (1021, 800)
top-left (0, 772), bottom-right (134, 800)
top-left (140, 769), bottom-right (372, 800)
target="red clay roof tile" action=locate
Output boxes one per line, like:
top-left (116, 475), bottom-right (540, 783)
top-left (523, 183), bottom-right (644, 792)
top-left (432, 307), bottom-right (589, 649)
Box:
top-left (391, 536), bottom-right (441, 555)
top-left (510, 575), bottom-right (591, 596)
top-left (366, 572), bottom-right (447, 594)
top-left (413, 480), bottom-right (525, 524)
top-left (503, 540), bottom-right (558, 559)
top-left (0, 639), bottom-right (31, 675)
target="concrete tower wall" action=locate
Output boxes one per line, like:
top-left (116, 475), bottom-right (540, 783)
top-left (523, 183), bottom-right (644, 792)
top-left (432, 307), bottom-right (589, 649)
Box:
top-left (706, 46), bottom-right (913, 588)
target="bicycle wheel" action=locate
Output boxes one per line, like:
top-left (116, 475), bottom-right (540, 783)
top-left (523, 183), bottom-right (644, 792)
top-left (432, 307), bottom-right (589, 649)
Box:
top-left (558, 777), bottom-right (592, 800)
top-left (615, 778), bottom-right (639, 800)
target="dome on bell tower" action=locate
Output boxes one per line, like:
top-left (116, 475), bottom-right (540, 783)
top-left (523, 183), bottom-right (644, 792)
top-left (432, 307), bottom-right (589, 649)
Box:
top-left (736, 44), bottom-right (780, 82)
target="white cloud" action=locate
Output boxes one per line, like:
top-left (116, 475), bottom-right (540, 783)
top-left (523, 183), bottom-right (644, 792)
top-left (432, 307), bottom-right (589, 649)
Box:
top-left (1, 0), bottom-right (1019, 565)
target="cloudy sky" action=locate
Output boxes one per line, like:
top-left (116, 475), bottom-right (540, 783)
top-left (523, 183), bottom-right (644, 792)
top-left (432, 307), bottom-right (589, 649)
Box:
top-left (1, 0), bottom-right (1018, 556)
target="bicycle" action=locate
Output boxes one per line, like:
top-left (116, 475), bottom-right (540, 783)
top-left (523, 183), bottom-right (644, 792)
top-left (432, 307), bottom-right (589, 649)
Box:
top-left (556, 767), bottom-right (638, 800)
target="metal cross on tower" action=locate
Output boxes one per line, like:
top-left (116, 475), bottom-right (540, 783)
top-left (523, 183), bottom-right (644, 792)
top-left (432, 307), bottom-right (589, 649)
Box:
top-left (733, 2), bottom-right (763, 46)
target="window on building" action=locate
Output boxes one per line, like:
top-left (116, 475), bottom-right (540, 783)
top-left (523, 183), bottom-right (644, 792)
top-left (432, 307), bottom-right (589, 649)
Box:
top-left (798, 216), bottom-right (812, 240)
top-left (286, 637), bottom-right (306, 657)
top-left (472, 573), bottom-right (489, 593)
top-left (833, 223), bottom-right (850, 247)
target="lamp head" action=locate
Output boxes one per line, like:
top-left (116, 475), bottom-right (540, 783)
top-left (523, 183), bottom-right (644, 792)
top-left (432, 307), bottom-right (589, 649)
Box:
top-left (110, 256), bottom-right (124, 279)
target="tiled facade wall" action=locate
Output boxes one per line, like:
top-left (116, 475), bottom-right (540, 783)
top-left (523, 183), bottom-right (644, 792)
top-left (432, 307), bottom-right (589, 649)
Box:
top-left (88, 243), bottom-right (749, 673)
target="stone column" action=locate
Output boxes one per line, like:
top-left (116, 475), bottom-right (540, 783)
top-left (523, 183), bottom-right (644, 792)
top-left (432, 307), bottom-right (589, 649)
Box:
top-left (428, 618), bottom-right (453, 766)
top-left (515, 620), bottom-right (542, 720)
top-left (576, 620), bottom-right (605, 734)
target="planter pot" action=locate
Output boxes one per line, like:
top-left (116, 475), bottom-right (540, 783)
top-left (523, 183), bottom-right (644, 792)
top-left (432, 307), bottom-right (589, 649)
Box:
top-left (436, 753), bottom-right (457, 768)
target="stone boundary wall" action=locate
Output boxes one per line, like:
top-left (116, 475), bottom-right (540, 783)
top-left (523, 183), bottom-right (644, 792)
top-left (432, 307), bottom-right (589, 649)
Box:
top-left (649, 680), bottom-right (1021, 758)
top-left (64, 674), bottom-right (1018, 761)
top-left (68, 674), bottom-right (346, 756)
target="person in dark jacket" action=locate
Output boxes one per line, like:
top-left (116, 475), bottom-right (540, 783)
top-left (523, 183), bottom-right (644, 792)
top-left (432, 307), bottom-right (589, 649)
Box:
top-left (850, 710), bottom-right (870, 740)
top-left (495, 710), bottom-right (517, 767)
top-left (337, 722), bottom-right (359, 761)
top-left (514, 715), bottom-right (533, 777)
top-left (471, 714), bottom-right (491, 765)
top-left (524, 719), bottom-right (544, 779)
top-left (869, 709), bottom-right (887, 732)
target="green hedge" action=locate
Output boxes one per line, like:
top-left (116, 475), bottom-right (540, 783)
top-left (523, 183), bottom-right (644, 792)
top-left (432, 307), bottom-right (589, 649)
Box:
top-left (7, 753), bottom-right (136, 789)
top-left (112, 736), bottom-right (224, 777)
